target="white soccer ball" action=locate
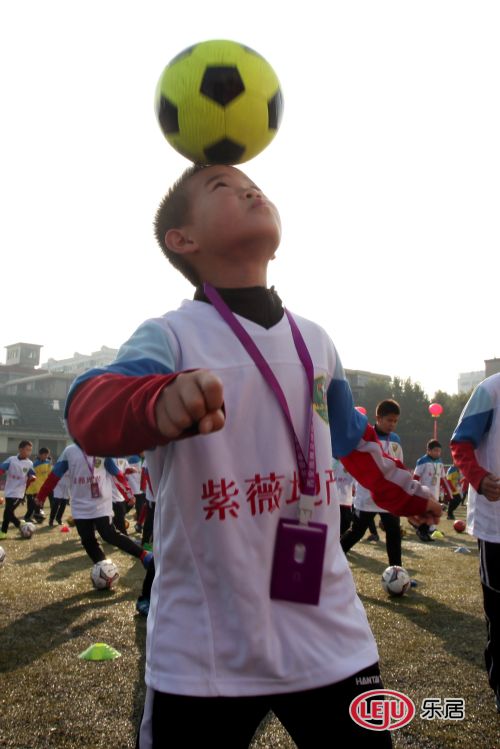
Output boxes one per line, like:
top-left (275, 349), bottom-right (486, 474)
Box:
top-left (20, 522), bottom-right (36, 539)
top-left (0, 546), bottom-right (5, 567)
top-left (381, 565), bottom-right (411, 597)
top-left (91, 559), bottom-right (120, 590)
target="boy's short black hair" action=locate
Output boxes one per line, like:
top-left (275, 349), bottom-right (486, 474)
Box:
top-left (38, 447), bottom-right (50, 455)
top-left (153, 164), bottom-right (207, 287)
top-left (427, 439), bottom-right (441, 450)
top-left (376, 399), bottom-right (400, 418)
top-left (18, 440), bottom-right (33, 449)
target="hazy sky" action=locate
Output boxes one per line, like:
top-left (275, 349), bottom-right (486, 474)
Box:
top-left (2, 1), bottom-right (499, 397)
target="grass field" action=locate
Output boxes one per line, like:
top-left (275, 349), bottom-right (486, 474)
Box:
top-left (1, 505), bottom-right (498, 749)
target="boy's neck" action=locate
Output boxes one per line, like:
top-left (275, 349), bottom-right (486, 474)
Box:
top-left (201, 267), bottom-right (268, 288)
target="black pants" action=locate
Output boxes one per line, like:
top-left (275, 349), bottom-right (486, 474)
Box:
top-left (479, 539), bottom-right (500, 698)
top-left (142, 663), bottom-right (392, 748)
top-left (24, 494), bottom-right (38, 521)
top-left (142, 501), bottom-right (155, 546)
top-left (74, 516), bottom-right (144, 564)
top-left (139, 559), bottom-right (155, 601)
top-left (2, 497), bottom-right (23, 532)
top-left (113, 501), bottom-right (127, 534)
top-left (134, 492), bottom-right (146, 520)
top-left (340, 505), bottom-right (353, 535)
top-left (50, 498), bottom-right (68, 524)
top-left (447, 493), bottom-right (462, 518)
top-left (341, 510), bottom-right (401, 567)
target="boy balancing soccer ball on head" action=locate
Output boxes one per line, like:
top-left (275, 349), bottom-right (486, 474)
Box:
top-left (65, 165), bottom-right (441, 748)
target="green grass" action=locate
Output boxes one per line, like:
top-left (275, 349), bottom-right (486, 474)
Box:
top-left (0, 506), bottom-right (498, 748)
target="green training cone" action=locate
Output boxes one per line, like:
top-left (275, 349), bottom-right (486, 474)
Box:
top-left (78, 642), bottom-right (122, 661)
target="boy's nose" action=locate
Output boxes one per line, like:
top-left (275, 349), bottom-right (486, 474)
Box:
top-left (243, 187), bottom-right (261, 199)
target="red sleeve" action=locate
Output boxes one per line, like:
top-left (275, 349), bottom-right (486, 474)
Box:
top-left (450, 441), bottom-right (489, 493)
top-left (37, 472), bottom-right (61, 504)
top-left (440, 477), bottom-right (453, 500)
top-left (113, 473), bottom-right (135, 505)
top-left (340, 424), bottom-right (430, 516)
top-left (67, 372), bottom-right (181, 456)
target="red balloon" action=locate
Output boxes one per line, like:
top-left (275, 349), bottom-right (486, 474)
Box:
top-left (428, 403), bottom-right (443, 417)
top-left (355, 406), bottom-right (367, 415)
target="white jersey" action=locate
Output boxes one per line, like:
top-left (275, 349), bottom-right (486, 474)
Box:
top-left (331, 459), bottom-right (355, 507)
top-left (51, 444), bottom-right (114, 520)
top-left (114, 301), bottom-right (379, 697)
top-left (452, 373), bottom-right (500, 542)
top-left (413, 455), bottom-right (446, 501)
top-left (53, 472), bottom-right (71, 500)
top-left (127, 455), bottom-right (142, 494)
top-left (111, 458), bottom-right (129, 503)
top-left (142, 460), bottom-right (155, 503)
top-left (0, 456), bottom-right (34, 498)
top-left (354, 431), bottom-right (403, 513)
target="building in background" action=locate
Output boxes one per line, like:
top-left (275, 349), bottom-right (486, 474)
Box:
top-left (485, 358), bottom-right (500, 378)
top-left (41, 346), bottom-right (118, 375)
top-left (458, 370), bottom-right (485, 394)
top-left (345, 369), bottom-right (391, 404)
top-left (0, 343), bottom-right (112, 461)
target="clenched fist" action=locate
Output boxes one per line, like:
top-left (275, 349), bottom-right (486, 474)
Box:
top-left (155, 370), bottom-right (225, 440)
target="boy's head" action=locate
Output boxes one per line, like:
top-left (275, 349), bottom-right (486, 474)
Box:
top-left (427, 439), bottom-right (442, 459)
top-left (38, 447), bottom-right (50, 460)
top-left (375, 399), bottom-right (400, 434)
top-left (18, 440), bottom-right (33, 459)
top-left (154, 164), bottom-right (281, 287)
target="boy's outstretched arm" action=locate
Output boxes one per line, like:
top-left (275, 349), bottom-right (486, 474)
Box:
top-left (66, 319), bottom-right (225, 456)
top-left (327, 376), bottom-right (441, 524)
top-left (451, 382), bottom-right (500, 502)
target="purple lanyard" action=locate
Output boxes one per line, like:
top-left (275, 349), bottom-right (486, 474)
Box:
top-left (204, 283), bottom-right (317, 496)
top-left (82, 453), bottom-right (96, 478)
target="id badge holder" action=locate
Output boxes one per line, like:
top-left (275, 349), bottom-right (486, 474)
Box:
top-left (270, 496), bottom-right (327, 606)
top-left (90, 479), bottom-right (101, 499)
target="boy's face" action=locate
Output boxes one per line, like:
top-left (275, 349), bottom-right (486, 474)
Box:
top-left (428, 447), bottom-right (441, 459)
top-left (376, 413), bottom-right (399, 434)
top-left (180, 165), bottom-right (281, 266)
top-left (19, 445), bottom-right (32, 459)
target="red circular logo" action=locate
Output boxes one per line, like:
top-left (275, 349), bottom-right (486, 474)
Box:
top-left (349, 689), bottom-right (416, 731)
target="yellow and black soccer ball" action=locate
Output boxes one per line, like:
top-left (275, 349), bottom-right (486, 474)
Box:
top-left (155, 39), bottom-right (283, 165)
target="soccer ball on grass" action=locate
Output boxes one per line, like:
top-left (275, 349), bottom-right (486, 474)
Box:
top-left (381, 565), bottom-right (411, 597)
top-left (155, 39), bottom-right (283, 164)
top-left (20, 522), bottom-right (36, 539)
top-left (91, 559), bottom-right (119, 590)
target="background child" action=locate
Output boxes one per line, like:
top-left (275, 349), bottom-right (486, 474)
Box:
top-left (451, 373), bottom-right (500, 713)
top-left (0, 440), bottom-right (35, 538)
top-left (126, 453), bottom-right (145, 526)
top-left (412, 439), bottom-right (453, 541)
top-left (332, 457), bottom-right (355, 536)
top-left (24, 446), bottom-right (52, 524)
top-left (65, 164), bottom-right (440, 748)
top-left (49, 471), bottom-right (71, 526)
top-left (446, 463), bottom-right (464, 520)
top-left (341, 399), bottom-right (405, 567)
top-left (37, 444), bottom-right (151, 570)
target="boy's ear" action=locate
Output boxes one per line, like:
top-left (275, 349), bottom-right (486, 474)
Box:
top-left (165, 228), bottom-right (199, 255)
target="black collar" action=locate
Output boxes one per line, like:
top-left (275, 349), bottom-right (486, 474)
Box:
top-left (194, 285), bottom-right (284, 329)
